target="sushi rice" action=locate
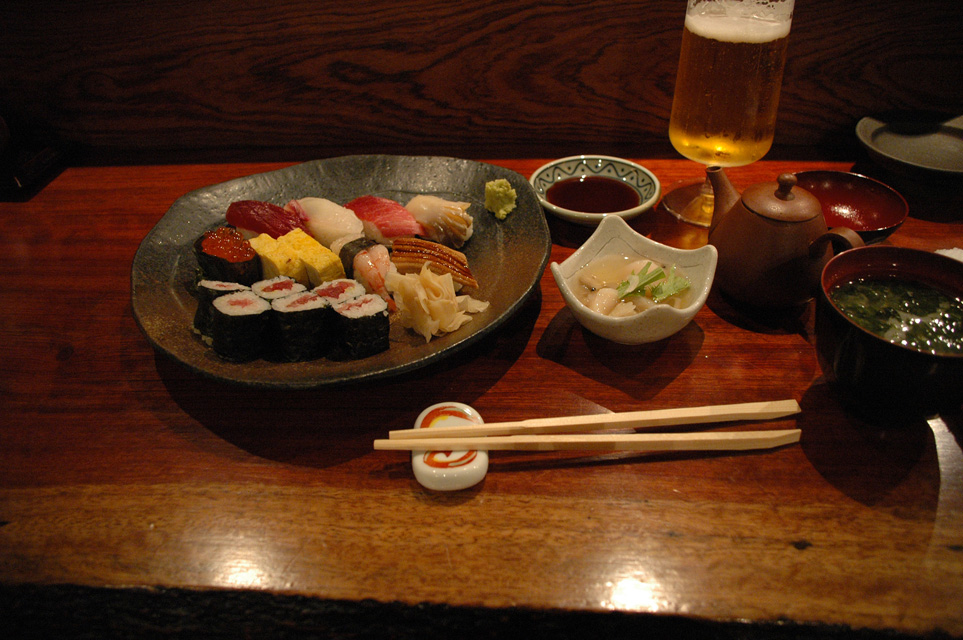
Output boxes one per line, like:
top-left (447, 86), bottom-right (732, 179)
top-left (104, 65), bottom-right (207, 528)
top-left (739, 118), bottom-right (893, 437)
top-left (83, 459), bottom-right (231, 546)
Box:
top-left (314, 278), bottom-right (366, 305)
top-left (253, 275), bottom-right (306, 300)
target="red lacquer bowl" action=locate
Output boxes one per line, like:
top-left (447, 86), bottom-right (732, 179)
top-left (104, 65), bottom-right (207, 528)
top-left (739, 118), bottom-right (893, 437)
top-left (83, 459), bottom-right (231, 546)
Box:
top-left (795, 171), bottom-right (908, 244)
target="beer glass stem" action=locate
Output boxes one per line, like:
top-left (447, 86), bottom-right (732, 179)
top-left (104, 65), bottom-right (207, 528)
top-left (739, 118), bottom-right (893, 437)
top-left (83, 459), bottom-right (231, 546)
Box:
top-left (662, 175), bottom-right (714, 228)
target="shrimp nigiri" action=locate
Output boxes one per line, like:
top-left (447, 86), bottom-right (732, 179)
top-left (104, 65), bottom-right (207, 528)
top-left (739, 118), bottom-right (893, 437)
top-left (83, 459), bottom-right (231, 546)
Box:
top-left (338, 237), bottom-right (397, 311)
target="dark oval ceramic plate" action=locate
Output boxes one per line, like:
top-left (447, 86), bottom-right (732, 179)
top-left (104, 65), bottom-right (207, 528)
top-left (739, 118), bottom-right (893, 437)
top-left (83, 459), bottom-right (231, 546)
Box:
top-left (131, 155), bottom-right (551, 388)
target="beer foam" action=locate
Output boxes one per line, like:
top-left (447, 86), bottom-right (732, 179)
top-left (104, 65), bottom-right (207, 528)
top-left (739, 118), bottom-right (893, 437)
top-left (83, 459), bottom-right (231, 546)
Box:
top-left (686, 12), bottom-right (792, 44)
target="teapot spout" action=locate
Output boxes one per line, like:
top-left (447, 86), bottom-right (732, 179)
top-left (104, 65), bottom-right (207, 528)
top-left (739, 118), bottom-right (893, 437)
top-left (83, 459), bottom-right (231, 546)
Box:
top-left (706, 166), bottom-right (738, 234)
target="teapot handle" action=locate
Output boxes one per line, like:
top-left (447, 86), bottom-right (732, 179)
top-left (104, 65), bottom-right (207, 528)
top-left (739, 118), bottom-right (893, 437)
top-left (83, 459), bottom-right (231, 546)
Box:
top-left (809, 227), bottom-right (865, 257)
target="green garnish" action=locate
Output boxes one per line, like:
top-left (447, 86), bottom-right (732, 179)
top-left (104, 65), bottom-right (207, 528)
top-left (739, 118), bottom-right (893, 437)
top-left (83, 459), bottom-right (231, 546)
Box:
top-left (616, 263), bottom-right (664, 298)
top-left (650, 267), bottom-right (691, 303)
top-left (616, 264), bottom-right (690, 303)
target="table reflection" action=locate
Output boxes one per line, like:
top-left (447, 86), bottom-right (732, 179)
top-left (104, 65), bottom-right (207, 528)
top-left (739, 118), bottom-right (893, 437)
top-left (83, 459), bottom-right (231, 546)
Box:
top-left (603, 575), bottom-right (667, 612)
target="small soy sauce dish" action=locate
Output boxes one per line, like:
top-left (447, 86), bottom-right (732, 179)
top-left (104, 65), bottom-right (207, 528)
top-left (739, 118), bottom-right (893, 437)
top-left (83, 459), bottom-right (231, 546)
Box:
top-left (530, 156), bottom-right (661, 226)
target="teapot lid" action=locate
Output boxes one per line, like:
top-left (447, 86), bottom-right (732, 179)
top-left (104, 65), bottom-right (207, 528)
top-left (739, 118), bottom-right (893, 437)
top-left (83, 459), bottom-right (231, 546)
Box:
top-left (742, 173), bottom-right (822, 222)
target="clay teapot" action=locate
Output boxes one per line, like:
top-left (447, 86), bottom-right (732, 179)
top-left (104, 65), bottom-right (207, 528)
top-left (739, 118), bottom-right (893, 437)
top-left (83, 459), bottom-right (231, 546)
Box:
top-left (707, 167), bottom-right (863, 308)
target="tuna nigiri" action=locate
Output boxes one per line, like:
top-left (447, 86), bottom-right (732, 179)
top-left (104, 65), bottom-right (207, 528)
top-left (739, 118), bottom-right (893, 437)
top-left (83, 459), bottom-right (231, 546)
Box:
top-left (344, 195), bottom-right (425, 247)
top-left (226, 200), bottom-right (306, 239)
top-left (283, 197), bottom-right (364, 248)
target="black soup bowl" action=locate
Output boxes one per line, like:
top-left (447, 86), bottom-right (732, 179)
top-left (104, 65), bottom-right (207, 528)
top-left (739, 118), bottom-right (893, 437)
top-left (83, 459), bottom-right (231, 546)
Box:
top-left (815, 246), bottom-right (963, 420)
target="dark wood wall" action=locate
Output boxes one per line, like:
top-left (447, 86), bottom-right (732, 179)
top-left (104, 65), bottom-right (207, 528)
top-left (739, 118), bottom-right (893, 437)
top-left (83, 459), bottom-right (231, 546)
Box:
top-left (1, 0), bottom-right (961, 164)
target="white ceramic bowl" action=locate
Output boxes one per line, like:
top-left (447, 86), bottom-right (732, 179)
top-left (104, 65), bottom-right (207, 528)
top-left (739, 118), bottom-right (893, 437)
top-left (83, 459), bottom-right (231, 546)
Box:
top-left (530, 155), bottom-right (661, 226)
top-left (550, 215), bottom-right (717, 344)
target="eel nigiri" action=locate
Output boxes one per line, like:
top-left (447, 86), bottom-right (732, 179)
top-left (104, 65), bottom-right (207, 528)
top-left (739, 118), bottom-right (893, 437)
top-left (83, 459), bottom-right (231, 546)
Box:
top-left (226, 200), bottom-right (306, 239)
top-left (283, 197), bottom-right (364, 248)
top-left (390, 237), bottom-right (478, 290)
top-left (344, 195), bottom-right (425, 247)
top-left (405, 195), bottom-right (474, 248)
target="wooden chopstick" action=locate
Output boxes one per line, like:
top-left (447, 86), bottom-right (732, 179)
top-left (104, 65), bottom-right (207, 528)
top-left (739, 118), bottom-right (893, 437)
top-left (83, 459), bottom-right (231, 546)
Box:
top-left (374, 429), bottom-right (801, 452)
top-left (387, 399), bottom-right (800, 441)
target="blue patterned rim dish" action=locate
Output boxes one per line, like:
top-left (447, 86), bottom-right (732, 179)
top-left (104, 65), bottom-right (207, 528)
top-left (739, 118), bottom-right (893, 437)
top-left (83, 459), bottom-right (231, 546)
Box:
top-left (529, 155), bottom-right (661, 226)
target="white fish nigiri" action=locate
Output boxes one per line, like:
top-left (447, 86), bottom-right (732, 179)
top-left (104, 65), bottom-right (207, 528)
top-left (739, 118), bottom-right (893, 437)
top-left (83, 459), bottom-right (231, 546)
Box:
top-left (284, 197), bottom-right (364, 248)
top-left (405, 195), bottom-right (474, 248)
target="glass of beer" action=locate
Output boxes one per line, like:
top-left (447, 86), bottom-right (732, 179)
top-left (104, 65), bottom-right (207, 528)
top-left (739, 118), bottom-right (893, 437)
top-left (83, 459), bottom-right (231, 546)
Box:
top-left (664, 0), bottom-right (794, 226)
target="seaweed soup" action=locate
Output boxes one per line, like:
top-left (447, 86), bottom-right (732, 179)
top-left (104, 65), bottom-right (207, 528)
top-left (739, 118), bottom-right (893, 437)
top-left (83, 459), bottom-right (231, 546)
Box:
top-left (830, 276), bottom-right (963, 355)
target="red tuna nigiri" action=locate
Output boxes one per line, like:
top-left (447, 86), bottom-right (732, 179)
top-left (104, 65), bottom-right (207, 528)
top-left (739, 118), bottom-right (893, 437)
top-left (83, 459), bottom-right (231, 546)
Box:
top-left (344, 195), bottom-right (425, 246)
top-left (226, 200), bottom-right (306, 239)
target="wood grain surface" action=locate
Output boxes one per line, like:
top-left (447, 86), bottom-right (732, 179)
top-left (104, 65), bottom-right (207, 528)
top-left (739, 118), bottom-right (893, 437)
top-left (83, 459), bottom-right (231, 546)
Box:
top-left (1, 0), bottom-right (961, 164)
top-left (1, 157), bottom-right (962, 638)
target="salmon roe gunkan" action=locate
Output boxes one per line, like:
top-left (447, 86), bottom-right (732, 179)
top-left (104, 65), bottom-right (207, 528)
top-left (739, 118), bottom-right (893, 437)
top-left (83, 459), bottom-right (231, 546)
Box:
top-left (201, 227), bottom-right (256, 263)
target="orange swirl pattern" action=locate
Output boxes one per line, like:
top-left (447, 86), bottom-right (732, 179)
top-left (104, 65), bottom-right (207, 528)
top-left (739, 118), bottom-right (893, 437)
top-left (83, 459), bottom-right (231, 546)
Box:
top-left (418, 405), bottom-right (481, 469)
top-left (424, 450), bottom-right (478, 468)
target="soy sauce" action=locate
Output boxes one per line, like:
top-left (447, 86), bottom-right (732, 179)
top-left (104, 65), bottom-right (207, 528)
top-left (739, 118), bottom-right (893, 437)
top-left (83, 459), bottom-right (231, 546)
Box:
top-left (546, 176), bottom-right (640, 213)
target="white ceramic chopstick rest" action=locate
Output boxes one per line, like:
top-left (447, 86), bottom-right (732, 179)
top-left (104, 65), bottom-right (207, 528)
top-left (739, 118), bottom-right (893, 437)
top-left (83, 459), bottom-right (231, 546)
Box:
top-left (411, 402), bottom-right (489, 491)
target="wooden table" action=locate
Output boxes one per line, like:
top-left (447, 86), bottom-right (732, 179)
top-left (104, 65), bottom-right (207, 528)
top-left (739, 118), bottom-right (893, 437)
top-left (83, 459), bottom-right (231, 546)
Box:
top-left (2, 159), bottom-right (961, 638)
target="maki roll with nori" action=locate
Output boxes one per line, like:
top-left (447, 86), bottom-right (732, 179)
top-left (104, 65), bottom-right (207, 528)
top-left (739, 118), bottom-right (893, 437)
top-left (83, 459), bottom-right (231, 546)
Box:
top-left (333, 293), bottom-right (389, 359)
top-left (271, 291), bottom-right (331, 361)
top-left (209, 290), bottom-right (271, 361)
top-left (194, 227), bottom-right (262, 285)
top-left (314, 278), bottom-right (365, 305)
top-left (252, 275), bottom-right (306, 300)
top-left (194, 280), bottom-right (250, 338)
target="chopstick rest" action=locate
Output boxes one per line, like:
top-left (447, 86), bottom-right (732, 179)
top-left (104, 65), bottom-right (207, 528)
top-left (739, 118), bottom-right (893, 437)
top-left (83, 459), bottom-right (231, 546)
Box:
top-left (409, 402), bottom-right (489, 491)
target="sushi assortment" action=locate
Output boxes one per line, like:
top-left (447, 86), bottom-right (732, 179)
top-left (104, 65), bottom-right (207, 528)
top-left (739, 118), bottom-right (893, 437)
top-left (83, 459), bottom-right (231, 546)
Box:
top-left (191, 190), bottom-right (490, 362)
